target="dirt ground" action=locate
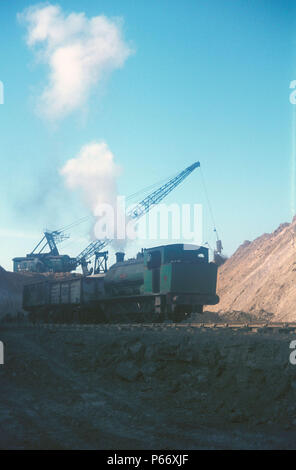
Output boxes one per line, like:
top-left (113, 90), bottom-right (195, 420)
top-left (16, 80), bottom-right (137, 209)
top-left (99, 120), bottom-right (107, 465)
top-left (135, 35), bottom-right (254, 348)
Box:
top-left (1, 322), bottom-right (296, 449)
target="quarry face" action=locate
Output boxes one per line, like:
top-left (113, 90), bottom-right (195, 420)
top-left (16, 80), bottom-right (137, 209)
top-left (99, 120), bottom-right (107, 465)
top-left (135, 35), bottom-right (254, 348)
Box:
top-left (208, 217), bottom-right (296, 322)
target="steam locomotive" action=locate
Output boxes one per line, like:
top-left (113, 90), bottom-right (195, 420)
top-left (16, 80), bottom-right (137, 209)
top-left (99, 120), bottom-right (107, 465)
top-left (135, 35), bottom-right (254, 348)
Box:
top-left (23, 243), bottom-right (219, 323)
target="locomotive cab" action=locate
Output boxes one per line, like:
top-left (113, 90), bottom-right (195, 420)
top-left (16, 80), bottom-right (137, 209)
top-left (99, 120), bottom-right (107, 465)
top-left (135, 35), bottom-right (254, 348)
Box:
top-left (143, 244), bottom-right (219, 318)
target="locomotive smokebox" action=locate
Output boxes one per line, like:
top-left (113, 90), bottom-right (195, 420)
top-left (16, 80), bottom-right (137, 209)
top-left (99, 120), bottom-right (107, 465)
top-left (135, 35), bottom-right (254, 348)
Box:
top-left (115, 252), bottom-right (125, 263)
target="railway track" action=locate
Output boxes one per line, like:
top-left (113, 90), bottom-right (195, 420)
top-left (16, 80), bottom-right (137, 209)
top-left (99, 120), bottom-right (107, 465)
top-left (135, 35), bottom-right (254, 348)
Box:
top-left (3, 321), bottom-right (296, 334)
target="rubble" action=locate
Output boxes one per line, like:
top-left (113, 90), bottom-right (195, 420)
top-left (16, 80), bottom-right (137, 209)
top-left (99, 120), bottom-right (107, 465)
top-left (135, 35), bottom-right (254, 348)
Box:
top-left (1, 324), bottom-right (296, 449)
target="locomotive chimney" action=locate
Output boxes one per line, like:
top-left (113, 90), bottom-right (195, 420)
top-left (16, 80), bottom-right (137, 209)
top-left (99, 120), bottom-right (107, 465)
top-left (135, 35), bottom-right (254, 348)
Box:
top-left (115, 252), bottom-right (125, 263)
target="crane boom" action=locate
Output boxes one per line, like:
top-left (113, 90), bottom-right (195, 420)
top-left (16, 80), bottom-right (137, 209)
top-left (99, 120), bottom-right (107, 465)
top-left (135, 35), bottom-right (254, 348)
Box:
top-left (31, 230), bottom-right (69, 256)
top-left (75, 161), bottom-right (200, 269)
top-left (127, 161), bottom-right (200, 219)
top-left (76, 240), bottom-right (108, 264)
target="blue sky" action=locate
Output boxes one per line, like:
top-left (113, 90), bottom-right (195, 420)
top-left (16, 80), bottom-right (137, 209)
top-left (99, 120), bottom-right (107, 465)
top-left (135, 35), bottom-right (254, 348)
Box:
top-left (0, 0), bottom-right (295, 270)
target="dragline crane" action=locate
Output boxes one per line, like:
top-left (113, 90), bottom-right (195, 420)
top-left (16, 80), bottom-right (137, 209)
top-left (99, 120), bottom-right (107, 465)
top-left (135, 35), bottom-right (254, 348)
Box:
top-left (72, 161), bottom-right (201, 274)
top-left (31, 230), bottom-right (68, 257)
top-left (13, 161), bottom-right (201, 274)
top-left (13, 230), bottom-right (75, 273)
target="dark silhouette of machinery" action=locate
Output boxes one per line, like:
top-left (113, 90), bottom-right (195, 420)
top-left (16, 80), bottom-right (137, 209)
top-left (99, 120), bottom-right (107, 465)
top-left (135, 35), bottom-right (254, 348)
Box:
top-left (14, 161), bottom-right (205, 274)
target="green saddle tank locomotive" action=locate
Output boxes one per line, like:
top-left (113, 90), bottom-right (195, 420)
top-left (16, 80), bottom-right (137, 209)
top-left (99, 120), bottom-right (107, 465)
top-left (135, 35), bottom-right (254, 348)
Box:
top-left (23, 243), bottom-right (219, 323)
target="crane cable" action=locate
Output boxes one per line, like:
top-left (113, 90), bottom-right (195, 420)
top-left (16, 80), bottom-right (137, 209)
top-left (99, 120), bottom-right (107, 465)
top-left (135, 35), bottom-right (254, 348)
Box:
top-left (51, 164), bottom-right (218, 251)
top-left (57, 215), bottom-right (93, 233)
top-left (199, 166), bottom-right (220, 242)
top-left (125, 170), bottom-right (180, 202)
top-left (54, 169), bottom-right (183, 235)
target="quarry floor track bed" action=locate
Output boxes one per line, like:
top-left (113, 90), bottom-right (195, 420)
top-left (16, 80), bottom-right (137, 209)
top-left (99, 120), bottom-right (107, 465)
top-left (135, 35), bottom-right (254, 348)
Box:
top-left (4, 321), bottom-right (296, 334)
top-left (3, 320), bottom-right (296, 449)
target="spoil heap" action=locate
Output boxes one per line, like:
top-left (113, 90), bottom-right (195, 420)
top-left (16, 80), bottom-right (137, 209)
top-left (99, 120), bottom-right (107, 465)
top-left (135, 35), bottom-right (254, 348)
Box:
top-left (208, 216), bottom-right (296, 321)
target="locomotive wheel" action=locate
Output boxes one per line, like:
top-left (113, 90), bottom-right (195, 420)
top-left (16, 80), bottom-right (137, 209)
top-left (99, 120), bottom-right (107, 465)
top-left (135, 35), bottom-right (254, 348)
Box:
top-left (167, 305), bottom-right (188, 323)
top-left (99, 297), bottom-right (166, 323)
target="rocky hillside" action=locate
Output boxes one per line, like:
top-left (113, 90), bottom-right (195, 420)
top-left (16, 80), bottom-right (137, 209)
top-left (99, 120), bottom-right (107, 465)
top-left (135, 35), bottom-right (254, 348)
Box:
top-left (208, 217), bottom-right (296, 321)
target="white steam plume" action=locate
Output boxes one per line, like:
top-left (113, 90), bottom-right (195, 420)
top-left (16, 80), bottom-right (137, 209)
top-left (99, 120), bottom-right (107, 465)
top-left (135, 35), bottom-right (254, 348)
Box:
top-left (60, 141), bottom-right (120, 216)
top-left (18, 3), bottom-right (132, 119)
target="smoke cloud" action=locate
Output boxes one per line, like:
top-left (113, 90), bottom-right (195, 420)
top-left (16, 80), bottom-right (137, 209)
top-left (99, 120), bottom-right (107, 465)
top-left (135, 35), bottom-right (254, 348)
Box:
top-left (60, 141), bottom-right (120, 215)
top-left (18, 3), bottom-right (132, 119)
